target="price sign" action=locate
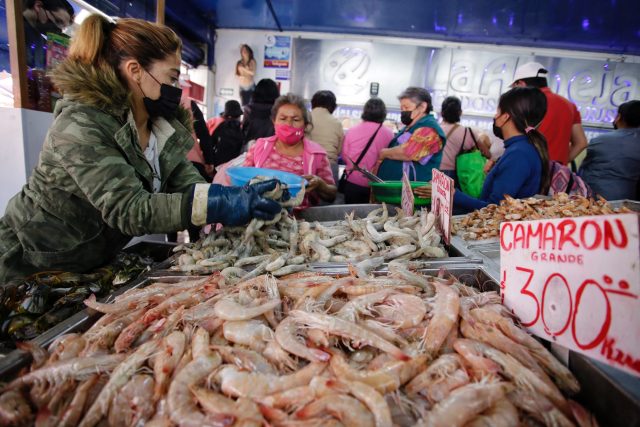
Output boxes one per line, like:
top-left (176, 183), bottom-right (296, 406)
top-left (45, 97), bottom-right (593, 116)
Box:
top-left (500, 214), bottom-right (640, 376)
top-left (431, 169), bottom-right (453, 245)
top-left (401, 172), bottom-right (414, 216)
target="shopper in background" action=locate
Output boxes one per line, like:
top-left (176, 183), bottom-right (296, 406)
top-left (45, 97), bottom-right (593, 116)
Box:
top-left (209, 100), bottom-right (245, 166)
top-left (438, 96), bottom-right (491, 181)
top-left (375, 87), bottom-right (445, 182)
top-left (236, 44), bottom-right (256, 106)
top-left (22, 0), bottom-right (74, 69)
top-left (0, 15), bottom-right (282, 282)
top-left (244, 93), bottom-right (337, 209)
top-left (415, 87), bottom-right (550, 213)
top-left (308, 90), bottom-right (344, 183)
top-left (511, 62), bottom-right (587, 164)
top-left (579, 100), bottom-right (640, 200)
top-left (341, 98), bottom-right (393, 204)
top-left (243, 78), bottom-right (280, 144)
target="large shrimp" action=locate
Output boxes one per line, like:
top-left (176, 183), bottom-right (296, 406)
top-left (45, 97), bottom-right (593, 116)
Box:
top-left (107, 374), bottom-right (155, 426)
top-left (414, 381), bottom-right (511, 427)
top-left (154, 331), bottom-right (187, 401)
top-left (507, 389), bottom-right (576, 427)
top-left (336, 290), bottom-right (395, 323)
top-left (471, 307), bottom-right (580, 395)
top-left (295, 393), bottom-right (374, 427)
top-left (46, 333), bottom-right (86, 363)
top-left (223, 320), bottom-right (274, 352)
top-left (217, 362), bottom-right (327, 398)
top-left (275, 317), bottom-right (330, 362)
top-left (214, 297), bottom-right (282, 321)
top-left (263, 339), bottom-right (299, 372)
top-left (453, 339), bottom-right (568, 416)
top-left (57, 375), bottom-right (100, 427)
top-left (374, 293), bottom-right (426, 329)
top-left (257, 386), bottom-right (316, 412)
top-left (192, 387), bottom-right (264, 427)
top-left (167, 354), bottom-right (231, 427)
top-left (421, 282), bottom-right (460, 357)
top-left (328, 379), bottom-right (392, 427)
top-left (329, 350), bottom-right (427, 394)
top-left (79, 339), bottom-right (159, 427)
top-left (0, 390), bottom-right (32, 426)
top-left (464, 398), bottom-right (519, 427)
top-left (3, 354), bottom-right (125, 391)
top-left (288, 310), bottom-right (409, 361)
top-left (214, 345), bottom-right (276, 374)
top-left (405, 354), bottom-right (469, 403)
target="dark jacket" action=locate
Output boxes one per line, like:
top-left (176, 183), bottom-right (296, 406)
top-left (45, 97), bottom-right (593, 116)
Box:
top-left (454, 135), bottom-right (542, 212)
top-left (211, 120), bottom-right (244, 166)
top-left (0, 59), bottom-right (204, 282)
top-left (243, 103), bottom-right (275, 144)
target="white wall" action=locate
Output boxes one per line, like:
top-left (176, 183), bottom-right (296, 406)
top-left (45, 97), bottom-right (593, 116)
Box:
top-left (0, 107), bottom-right (53, 215)
top-left (213, 30), bottom-right (292, 116)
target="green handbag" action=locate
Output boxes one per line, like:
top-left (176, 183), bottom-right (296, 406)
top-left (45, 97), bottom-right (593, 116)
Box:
top-left (455, 128), bottom-right (487, 198)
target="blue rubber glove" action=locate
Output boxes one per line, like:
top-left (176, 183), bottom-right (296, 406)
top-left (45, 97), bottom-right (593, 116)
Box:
top-left (188, 180), bottom-right (286, 226)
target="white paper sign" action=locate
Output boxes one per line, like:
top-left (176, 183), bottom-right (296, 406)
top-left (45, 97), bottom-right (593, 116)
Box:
top-left (500, 214), bottom-right (640, 376)
top-left (431, 169), bottom-right (453, 245)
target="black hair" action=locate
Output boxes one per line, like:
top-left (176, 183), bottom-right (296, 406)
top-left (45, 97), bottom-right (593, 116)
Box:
top-left (618, 100), bottom-right (640, 128)
top-left (361, 98), bottom-right (387, 123)
top-left (519, 76), bottom-right (548, 88)
top-left (441, 96), bottom-right (462, 123)
top-left (311, 90), bottom-right (337, 113)
top-left (251, 79), bottom-right (280, 105)
top-left (398, 86), bottom-right (433, 114)
top-left (498, 87), bottom-right (551, 193)
top-left (25, 0), bottom-right (74, 19)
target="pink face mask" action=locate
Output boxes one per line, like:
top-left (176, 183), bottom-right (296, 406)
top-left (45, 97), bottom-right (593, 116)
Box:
top-left (275, 123), bottom-right (304, 145)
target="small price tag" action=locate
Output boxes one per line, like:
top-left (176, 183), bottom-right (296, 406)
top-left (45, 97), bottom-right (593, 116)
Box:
top-left (401, 172), bottom-right (414, 216)
top-left (500, 214), bottom-right (640, 376)
top-left (431, 169), bottom-right (453, 245)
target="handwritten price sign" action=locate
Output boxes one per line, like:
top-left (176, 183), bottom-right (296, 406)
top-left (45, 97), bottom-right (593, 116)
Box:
top-left (431, 169), bottom-right (453, 245)
top-left (500, 214), bottom-right (640, 376)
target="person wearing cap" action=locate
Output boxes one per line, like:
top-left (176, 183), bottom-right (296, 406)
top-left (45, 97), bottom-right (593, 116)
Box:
top-left (208, 100), bottom-right (245, 166)
top-left (511, 62), bottom-right (588, 164)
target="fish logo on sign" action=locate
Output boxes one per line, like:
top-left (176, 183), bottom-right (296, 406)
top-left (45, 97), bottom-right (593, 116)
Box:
top-left (323, 48), bottom-right (371, 96)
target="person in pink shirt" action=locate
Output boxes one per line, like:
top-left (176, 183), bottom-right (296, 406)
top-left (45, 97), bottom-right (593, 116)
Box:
top-left (341, 98), bottom-right (394, 203)
top-left (244, 93), bottom-right (336, 210)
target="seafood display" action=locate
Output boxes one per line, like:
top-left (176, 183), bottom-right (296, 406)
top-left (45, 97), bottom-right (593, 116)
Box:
top-left (173, 203), bottom-right (447, 275)
top-left (0, 253), bottom-right (154, 351)
top-left (0, 266), bottom-right (595, 427)
top-left (454, 193), bottom-right (633, 240)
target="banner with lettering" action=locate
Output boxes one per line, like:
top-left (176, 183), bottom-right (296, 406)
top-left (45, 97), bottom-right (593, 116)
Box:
top-left (431, 169), bottom-right (454, 245)
top-left (500, 214), bottom-right (640, 376)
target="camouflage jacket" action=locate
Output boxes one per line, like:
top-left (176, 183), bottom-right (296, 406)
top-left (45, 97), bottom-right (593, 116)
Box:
top-left (0, 60), bottom-right (204, 279)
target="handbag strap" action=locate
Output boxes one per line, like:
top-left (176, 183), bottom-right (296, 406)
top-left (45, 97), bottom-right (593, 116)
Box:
top-left (345, 123), bottom-right (383, 176)
top-left (457, 127), bottom-right (469, 156)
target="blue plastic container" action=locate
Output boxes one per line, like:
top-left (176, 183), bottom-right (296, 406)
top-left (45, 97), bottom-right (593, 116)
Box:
top-left (227, 167), bottom-right (307, 197)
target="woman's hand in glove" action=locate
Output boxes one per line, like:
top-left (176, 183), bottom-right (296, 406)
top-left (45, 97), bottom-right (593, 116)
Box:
top-left (188, 179), bottom-right (286, 226)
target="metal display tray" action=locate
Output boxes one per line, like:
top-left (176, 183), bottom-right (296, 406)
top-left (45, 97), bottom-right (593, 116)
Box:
top-left (608, 199), bottom-right (640, 212)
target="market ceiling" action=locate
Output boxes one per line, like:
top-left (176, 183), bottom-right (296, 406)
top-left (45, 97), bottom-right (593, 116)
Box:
top-left (189, 0), bottom-right (639, 55)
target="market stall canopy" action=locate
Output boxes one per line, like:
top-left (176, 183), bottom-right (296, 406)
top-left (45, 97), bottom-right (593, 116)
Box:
top-left (205, 0), bottom-right (639, 55)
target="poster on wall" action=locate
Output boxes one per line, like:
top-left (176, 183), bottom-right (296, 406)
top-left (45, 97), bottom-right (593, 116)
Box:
top-left (264, 35), bottom-right (291, 69)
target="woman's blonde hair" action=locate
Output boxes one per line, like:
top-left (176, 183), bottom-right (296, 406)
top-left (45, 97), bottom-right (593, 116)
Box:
top-left (68, 14), bottom-right (181, 73)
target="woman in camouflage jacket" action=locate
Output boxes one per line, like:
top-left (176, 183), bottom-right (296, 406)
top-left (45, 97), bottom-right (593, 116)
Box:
top-left (0, 16), bottom-right (281, 282)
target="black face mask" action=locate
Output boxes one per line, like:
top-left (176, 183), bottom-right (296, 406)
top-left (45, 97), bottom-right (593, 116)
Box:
top-left (141, 71), bottom-right (182, 120)
top-left (492, 118), bottom-right (504, 140)
top-left (400, 110), bottom-right (414, 126)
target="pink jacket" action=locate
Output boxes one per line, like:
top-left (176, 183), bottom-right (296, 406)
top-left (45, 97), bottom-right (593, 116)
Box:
top-left (250, 136), bottom-right (329, 176)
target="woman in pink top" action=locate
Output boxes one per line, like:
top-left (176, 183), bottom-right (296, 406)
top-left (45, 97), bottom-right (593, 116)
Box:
top-left (341, 98), bottom-right (394, 203)
top-left (244, 93), bottom-right (336, 210)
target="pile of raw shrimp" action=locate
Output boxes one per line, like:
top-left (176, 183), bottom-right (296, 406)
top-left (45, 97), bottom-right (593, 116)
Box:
top-left (0, 264), bottom-right (594, 427)
top-left (172, 204), bottom-right (446, 277)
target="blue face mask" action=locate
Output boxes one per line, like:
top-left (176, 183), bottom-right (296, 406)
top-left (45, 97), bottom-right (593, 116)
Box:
top-left (140, 71), bottom-right (182, 119)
